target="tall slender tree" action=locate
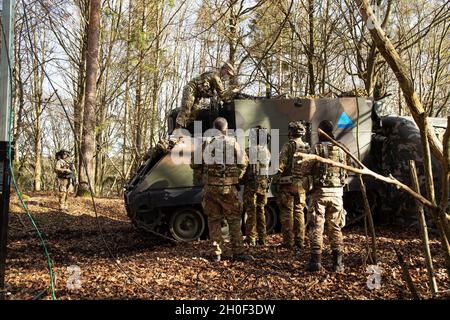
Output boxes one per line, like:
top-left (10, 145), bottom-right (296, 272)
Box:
top-left (78, 0), bottom-right (101, 196)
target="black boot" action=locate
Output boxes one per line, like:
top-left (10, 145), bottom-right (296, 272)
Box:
top-left (210, 254), bottom-right (221, 262)
top-left (245, 237), bottom-right (256, 246)
top-left (294, 239), bottom-right (304, 249)
top-left (257, 236), bottom-right (267, 246)
top-left (305, 253), bottom-right (322, 272)
top-left (233, 253), bottom-right (255, 262)
top-left (332, 250), bottom-right (344, 272)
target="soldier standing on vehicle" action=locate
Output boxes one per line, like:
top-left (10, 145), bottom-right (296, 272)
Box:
top-left (191, 117), bottom-right (253, 262)
top-left (175, 62), bottom-right (237, 129)
top-left (272, 122), bottom-right (310, 250)
top-left (306, 120), bottom-right (348, 272)
top-left (243, 126), bottom-right (271, 246)
top-left (54, 149), bottom-right (74, 212)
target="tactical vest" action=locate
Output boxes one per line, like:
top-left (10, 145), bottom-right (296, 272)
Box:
top-left (291, 139), bottom-right (310, 180)
top-left (55, 159), bottom-right (71, 179)
top-left (203, 136), bottom-right (240, 186)
top-left (313, 142), bottom-right (346, 188)
top-left (278, 139), bottom-right (309, 187)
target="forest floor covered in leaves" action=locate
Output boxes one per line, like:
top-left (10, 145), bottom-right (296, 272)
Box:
top-left (4, 192), bottom-right (449, 300)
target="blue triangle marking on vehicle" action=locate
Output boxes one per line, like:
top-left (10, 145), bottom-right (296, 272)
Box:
top-left (337, 112), bottom-right (354, 129)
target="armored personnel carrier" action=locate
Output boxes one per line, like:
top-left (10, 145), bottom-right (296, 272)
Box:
top-left (124, 97), bottom-right (445, 241)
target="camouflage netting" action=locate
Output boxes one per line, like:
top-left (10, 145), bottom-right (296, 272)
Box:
top-left (287, 92), bottom-right (336, 99)
top-left (338, 88), bottom-right (368, 98)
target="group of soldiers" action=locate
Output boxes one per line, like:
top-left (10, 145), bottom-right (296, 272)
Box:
top-left (191, 116), bottom-right (348, 272)
top-left (54, 62), bottom-right (349, 272)
top-left (182, 63), bottom-right (348, 272)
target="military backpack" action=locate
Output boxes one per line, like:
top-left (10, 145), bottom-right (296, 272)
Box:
top-left (203, 136), bottom-right (240, 185)
top-left (291, 139), bottom-right (311, 191)
top-left (313, 142), bottom-right (346, 188)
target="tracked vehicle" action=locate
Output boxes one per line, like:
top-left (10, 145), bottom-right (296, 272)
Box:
top-left (124, 97), bottom-right (446, 241)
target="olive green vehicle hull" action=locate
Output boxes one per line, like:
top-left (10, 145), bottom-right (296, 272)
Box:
top-left (124, 97), bottom-right (446, 241)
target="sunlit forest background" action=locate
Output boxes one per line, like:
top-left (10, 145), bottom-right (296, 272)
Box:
top-left (9, 0), bottom-right (449, 195)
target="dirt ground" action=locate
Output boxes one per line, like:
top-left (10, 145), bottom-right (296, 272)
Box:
top-left (4, 192), bottom-right (449, 300)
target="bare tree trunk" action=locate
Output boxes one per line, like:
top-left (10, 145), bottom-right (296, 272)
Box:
top-left (228, 0), bottom-right (238, 87)
top-left (74, 4), bottom-right (89, 182)
top-left (31, 27), bottom-right (45, 192)
top-left (33, 119), bottom-right (42, 192)
top-left (122, 0), bottom-right (133, 184)
top-left (442, 116), bottom-right (450, 211)
top-left (150, 2), bottom-right (162, 151)
top-left (77, 0), bottom-right (101, 197)
top-left (409, 161), bottom-right (438, 297)
top-left (131, 3), bottom-right (148, 172)
top-left (354, 0), bottom-right (443, 163)
top-left (12, 15), bottom-right (25, 170)
top-left (307, 0), bottom-right (315, 95)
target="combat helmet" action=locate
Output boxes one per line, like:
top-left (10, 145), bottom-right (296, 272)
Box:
top-left (318, 120), bottom-right (335, 140)
top-left (288, 121), bottom-right (306, 136)
top-left (55, 149), bottom-right (71, 159)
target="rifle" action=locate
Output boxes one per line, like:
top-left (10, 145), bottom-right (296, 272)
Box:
top-left (68, 163), bottom-right (77, 187)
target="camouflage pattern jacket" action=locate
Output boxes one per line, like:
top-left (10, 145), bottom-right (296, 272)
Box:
top-left (191, 134), bottom-right (248, 186)
top-left (273, 137), bottom-right (310, 186)
top-left (187, 71), bottom-right (231, 101)
top-left (55, 159), bottom-right (72, 179)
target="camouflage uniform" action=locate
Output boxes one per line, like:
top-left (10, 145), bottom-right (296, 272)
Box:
top-left (308, 142), bottom-right (347, 256)
top-left (176, 71), bottom-right (230, 128)
top-left (55, 158), bottom-right (72, 211)
top-left (142, 139), bottom-right (176, 163)
top-left (191, 134), bottom-right (248, 258)
top-left (338, 88), bottom-right (368, 98)
top-left (273, 137), bottom-right (310, 248)
top-left (243, 145), bottom-right (271, 245)
top-left (378, 118), bottom-right (428, 224)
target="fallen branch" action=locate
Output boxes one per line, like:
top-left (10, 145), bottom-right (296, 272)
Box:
top-left (409, 161), bottom-right (438, 297)
top-left (298, 152), bottom-right (437, 210)
top-left (302, 131), bottom-right (450, 278)
top-left (358, 174), bottom-right (378, 264)
top-left (354, 0), bottom-right (444, 164)
top-left (393, 243), bottom-right (421, 300)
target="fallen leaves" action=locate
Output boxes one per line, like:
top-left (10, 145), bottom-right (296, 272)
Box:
top-left (4, 192), bottom-right (449, 300)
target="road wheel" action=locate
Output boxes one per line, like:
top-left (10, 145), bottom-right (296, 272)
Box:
top-left (265, 203), bottom-right (278, 234)
top-left (169, 208), bottom-right (206, 241)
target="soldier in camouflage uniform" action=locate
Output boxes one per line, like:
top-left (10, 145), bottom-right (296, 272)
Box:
top-left (306, 120), bottom-right (348, 272)
top-left (191, 117), bottom-right (252, 262)
top-left (272, 122), bottom-right (310, 250)
top-left (176, 62), bottom-right (236, 129)
top-left (142, 138), bottom-right (177, 163)
top-left (243, 127), bottom-right (271, 246)
top-left (54, 149), bottom-right (74, 211)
